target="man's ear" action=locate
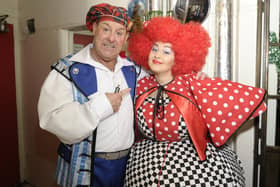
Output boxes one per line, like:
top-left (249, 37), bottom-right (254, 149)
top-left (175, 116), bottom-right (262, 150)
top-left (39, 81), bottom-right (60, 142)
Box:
top-left (124, 32), bottom-right (129, 42)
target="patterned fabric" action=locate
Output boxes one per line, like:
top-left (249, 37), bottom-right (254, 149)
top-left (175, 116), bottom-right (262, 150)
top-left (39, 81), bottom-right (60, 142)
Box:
top-left (125, 97), bottom-right (245, 186)
top-left (136, 74), bottom-right (266, 150)
top-left (54, 55), bottom-right (137, 187)
top-left (137, 97), bottom-right (189, 141)
top-left (86, 3), bottom-right (130, 31)
top-left (54, 55), bottom-right (93, 187)
top-left (125, 74), bottom-right (266, 186)
top-left (187, 74), bottom-right (266, 146)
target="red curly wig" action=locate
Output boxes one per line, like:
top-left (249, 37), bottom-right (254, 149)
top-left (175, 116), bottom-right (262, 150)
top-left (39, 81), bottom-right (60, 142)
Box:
top-left (128, 17), bottom-right (211, 75)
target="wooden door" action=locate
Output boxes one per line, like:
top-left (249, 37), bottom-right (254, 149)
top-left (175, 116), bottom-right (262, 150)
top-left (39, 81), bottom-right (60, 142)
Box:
top-left (0, 23), bottom-right (20, 186)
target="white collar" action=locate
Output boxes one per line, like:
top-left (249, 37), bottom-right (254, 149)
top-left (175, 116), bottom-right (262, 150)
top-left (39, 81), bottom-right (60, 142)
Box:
top-left (69, 44), bottom-right (134, 72)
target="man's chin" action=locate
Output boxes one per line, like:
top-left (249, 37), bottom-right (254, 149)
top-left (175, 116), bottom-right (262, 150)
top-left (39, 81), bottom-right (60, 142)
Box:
top-left (102, 54), bottom-right (118, 62)
top-left (102, 50), bottom-right (117, 57)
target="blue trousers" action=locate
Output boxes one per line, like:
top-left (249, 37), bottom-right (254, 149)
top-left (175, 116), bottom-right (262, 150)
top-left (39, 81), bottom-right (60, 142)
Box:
top-left (93, 156), bottom-right (128, 187)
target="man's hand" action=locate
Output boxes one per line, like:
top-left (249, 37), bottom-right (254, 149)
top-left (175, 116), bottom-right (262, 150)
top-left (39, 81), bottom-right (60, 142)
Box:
top-left (195, 72), bottom-right (209, 80)
top-left (105, 88), bottom-right (131, 112)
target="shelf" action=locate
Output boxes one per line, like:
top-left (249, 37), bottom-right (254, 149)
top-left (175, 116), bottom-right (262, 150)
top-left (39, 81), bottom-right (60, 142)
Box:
top-left (268, 94), bottom-right (280, 99)
top-left (270, 42), bottom-right (280, 46)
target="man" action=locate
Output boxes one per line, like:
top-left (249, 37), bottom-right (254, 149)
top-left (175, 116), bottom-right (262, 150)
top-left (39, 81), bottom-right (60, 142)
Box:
top-left (38, 3), bottom-right (146, 187)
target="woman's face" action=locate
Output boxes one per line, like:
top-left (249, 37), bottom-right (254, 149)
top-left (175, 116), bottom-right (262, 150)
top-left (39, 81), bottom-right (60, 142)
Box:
top-left (148, 42), bottom-right (175, 75)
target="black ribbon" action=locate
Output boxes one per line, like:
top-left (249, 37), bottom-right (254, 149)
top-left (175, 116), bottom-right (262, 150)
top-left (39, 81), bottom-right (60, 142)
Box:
top-left (151, 78), bottom-right (174, 140)
top-left (155, 85), bottom-right (165, 120)
top-left (152, 85), bottom-right (165, 140)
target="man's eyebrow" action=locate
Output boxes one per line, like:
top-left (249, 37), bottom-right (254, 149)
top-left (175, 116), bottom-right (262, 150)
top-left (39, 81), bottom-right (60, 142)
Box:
top-left (116, 27), bottom-right (126, 31)
top-left (99, 22), bottom-right (109, 26)
top-left (100, 22), bottom-right (126, 31)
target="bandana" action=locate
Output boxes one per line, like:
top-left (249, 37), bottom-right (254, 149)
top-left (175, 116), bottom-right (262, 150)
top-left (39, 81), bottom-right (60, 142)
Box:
top-left (86, 3), bottom-right (130, 31)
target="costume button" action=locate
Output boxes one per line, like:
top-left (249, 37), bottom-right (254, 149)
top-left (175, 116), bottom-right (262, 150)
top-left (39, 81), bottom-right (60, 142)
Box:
top-left (73, 68), bottom-right (79, 74)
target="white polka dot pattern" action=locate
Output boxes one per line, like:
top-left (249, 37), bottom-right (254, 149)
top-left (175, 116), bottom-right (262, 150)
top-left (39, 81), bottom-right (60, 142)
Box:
top-left (136, 74), bottom-right (267, 148)
top-left (187, 74), bottom-right (266, 146)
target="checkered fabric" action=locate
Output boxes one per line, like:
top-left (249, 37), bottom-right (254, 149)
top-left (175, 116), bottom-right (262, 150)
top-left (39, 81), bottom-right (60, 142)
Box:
top-left (125, 97), bottom-right (245, 186)
top-left (86, 3), bottom-right (130, 31)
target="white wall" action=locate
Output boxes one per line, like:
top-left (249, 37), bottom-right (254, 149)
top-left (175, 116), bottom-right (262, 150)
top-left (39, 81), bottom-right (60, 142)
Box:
top-left (0, 0), bottom-right (17, 10)
top-left (235, 1), bottom-right (258, 187)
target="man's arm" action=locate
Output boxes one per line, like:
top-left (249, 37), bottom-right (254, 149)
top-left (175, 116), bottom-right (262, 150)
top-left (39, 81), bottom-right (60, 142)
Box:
top-left (38, 70), bottom-right (114, 144)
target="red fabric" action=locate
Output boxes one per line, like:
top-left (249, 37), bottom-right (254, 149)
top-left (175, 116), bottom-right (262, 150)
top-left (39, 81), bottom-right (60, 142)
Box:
top-left (136, 74), bottom-right (266, 160)
top-left (187, 75), bottom-right (266, 146)
top-left (119, 51), bottom-right (127, 58)
top-left (168, 93), bottom-right (207, 160)
top-left (86, 3), bottom-right (130, 31)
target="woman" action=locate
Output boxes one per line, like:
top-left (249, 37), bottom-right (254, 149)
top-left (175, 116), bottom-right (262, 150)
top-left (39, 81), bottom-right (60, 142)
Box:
top-left (125, 17), bottom-right (266, 186)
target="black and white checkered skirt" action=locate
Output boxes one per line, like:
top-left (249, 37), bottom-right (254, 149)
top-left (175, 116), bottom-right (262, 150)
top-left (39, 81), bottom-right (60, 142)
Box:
top-left (125, 96), bottom-right (245, 186)
top-left (125, 139), bottom-right (245, 186)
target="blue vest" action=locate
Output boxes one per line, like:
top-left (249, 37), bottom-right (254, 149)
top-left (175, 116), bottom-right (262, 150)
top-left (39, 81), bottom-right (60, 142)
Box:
top-left (51, 54), bottom-right (137, 187)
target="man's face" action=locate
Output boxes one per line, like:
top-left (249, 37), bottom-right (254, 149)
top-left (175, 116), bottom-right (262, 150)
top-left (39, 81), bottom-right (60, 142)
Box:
top-left (91, 20), bottom-right (128, 64)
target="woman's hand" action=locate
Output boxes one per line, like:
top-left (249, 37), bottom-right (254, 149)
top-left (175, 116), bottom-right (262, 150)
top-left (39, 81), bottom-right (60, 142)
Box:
top-left (195, 72), bottom-right (209, 80)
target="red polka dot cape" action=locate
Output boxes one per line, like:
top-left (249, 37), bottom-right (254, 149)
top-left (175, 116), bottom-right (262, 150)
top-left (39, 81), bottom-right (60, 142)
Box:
top-left (135, 74), bottom-right (267, 161)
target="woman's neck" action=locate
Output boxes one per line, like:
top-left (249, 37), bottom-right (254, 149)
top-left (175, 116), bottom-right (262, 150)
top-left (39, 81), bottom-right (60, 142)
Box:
top-left (155, 73), bottom-right (174, 85)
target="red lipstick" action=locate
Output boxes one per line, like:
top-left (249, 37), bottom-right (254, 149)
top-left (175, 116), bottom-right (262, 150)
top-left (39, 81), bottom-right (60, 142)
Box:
top-left (153, 59), bottom-right (162, 64)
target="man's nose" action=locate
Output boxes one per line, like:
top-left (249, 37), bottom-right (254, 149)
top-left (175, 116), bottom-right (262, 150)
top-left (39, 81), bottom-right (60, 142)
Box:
top-left (108, 32), bottom-right (116, 42)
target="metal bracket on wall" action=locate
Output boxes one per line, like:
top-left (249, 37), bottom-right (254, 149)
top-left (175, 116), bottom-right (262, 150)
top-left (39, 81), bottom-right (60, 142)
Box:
top-left (0, 15), bottom-right (9, 33)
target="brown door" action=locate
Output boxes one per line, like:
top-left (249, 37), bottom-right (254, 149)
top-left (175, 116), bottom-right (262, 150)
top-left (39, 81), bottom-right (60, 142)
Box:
top-left (0, 23), bottom-right (20, 186)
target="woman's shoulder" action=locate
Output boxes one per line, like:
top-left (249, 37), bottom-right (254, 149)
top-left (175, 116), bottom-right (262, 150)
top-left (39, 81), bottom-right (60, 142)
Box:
top-left (136, 75), bottom-right (157, 94)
